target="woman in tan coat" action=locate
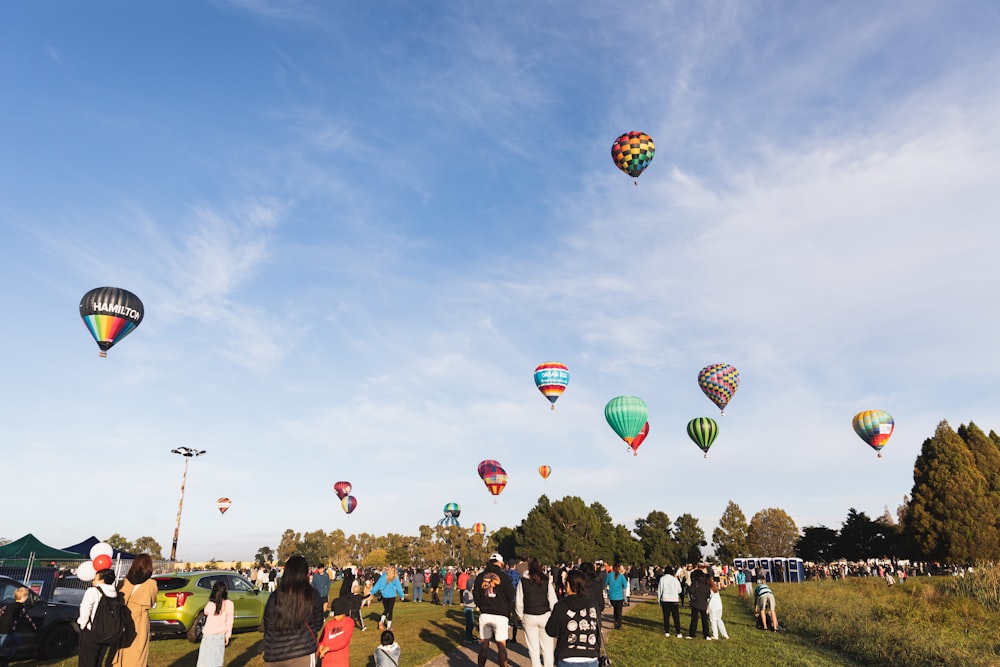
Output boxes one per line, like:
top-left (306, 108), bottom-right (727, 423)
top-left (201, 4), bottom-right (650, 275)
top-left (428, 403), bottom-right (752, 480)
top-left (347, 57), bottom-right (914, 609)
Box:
top-left (112, 554), bottom-right (158, 667)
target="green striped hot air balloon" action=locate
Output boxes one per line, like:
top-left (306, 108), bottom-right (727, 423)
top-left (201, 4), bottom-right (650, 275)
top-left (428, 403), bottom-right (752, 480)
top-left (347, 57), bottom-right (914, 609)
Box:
top-left (687, 417), bottom-right (719, 458)
top-left (604, 396), bottom-right (648, 447)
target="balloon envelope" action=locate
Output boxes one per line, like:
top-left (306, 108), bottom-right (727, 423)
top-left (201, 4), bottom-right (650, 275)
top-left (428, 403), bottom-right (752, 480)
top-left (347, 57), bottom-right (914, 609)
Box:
top-left (443, 502), bottom-right (461, 518)
top-left (611, 131), bottom-right (655, 179)
top-left (538, 465), bottom-right (551, 480)
top-left (472, 522), bottom-right (487, 534)
top-left (92, 554), bottom-right (112, 571)
top-left (687, 417), bottom-right (719, 457)
top-left (698, 364), bottom-right (740, 415)
top-left (437, 515), bottom-right (461, 527)
top-left (77, 561), bottom-right (96, 582)
top-left (341, 495), bottom-right (357, 515)
top-left (629, 422), bottom-right (649, 456)
top-left (604, 396), bottom-right (648, 444)
top-left (334, 481), bottom-right (352, 500)
top-left (79, 287), bottom-right (144, 357)
top-left (478, 459), bottom-right (508, 496)
top-left (534, 362), bottom-right (570, 409)
top-left (217, 497), bottom-right (231, 515)
top-left (853, 410), bottom-right (894, 457)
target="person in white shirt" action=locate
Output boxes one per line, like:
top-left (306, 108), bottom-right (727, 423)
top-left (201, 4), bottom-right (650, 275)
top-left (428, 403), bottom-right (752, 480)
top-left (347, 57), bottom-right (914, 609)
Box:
top-left (657, 566), bottom-right (683, 638)
top-left (77, 568), bottom-right (118, 667)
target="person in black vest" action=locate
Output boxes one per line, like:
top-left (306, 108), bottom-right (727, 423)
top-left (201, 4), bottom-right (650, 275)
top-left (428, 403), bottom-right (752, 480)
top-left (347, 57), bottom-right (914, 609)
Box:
top-left (515, 557), bottom-right (557, 667)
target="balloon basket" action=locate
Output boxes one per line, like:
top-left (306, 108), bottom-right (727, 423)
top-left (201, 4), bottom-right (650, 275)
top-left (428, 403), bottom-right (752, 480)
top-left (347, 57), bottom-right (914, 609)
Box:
top-left (704, 453), bottom-right (708, 459)
top-left (877, 452), bottom-right (883, 459)
top-left (551, 405), bottom-right (555, 411)
top-left (99, 351), bottom-right (107, 358)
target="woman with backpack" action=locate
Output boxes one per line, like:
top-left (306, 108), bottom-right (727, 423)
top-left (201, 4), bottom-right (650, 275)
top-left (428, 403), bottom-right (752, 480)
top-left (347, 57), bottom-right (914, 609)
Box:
top-left (77, 567), bottom-right (120, 667)
top-left (112, 554), bottom-right (157, 667)
top-left (196, 581), bottom-right (234, 667)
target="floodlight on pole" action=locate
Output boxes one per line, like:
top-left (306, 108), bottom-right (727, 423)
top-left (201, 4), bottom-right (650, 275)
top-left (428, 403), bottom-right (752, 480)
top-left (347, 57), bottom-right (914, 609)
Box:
top-left (170, 447), bottom-right (206, 561)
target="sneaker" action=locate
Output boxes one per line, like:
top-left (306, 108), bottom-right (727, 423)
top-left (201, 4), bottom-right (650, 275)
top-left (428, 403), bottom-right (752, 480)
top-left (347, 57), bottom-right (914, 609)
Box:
top-left (677, 634), bottom-right (683, 638)
top-left (685, 636), bottom-right (693, 639)
top-left (664, 633), bottom-right (670, 638)
top-left (706, 637), bottom-right (714, 640)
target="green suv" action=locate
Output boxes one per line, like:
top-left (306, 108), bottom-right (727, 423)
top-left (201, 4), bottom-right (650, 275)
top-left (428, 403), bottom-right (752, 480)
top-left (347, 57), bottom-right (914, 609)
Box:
top-left (149, 570), bottom-right (269, 636)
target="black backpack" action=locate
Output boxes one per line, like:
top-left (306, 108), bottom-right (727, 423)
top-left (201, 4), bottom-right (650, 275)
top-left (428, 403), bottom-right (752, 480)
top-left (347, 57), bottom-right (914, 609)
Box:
top-left (89, 589), bottom-right (136, 646)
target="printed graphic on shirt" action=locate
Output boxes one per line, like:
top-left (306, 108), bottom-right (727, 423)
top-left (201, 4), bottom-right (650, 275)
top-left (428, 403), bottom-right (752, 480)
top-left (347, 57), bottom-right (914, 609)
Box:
top-left (563, 606), bottom-right (599, 650)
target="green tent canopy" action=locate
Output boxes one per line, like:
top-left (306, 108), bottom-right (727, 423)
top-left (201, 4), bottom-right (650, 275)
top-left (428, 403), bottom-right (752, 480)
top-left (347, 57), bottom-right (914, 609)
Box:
top-left (0, 534), bottom-right (84, 560)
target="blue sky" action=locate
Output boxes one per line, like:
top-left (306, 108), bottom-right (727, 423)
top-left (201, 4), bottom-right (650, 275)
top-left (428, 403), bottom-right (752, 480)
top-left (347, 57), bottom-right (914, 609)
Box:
top-left (2, 1), bottom-right (998, 562)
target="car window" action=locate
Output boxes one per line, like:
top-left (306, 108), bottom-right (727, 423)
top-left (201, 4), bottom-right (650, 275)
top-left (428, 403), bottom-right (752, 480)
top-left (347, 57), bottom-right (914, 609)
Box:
top-left (155, 577), bottom-right (189, 591)
top-left (229, 576), bottom-right (254, 593)
top-left (197, 575), bottom-right (229, 590)
top-left (0, 581), bottom-right (17, 603)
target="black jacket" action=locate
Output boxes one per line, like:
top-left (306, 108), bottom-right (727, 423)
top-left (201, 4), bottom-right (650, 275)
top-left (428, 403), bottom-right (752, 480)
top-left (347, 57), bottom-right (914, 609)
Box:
top-left (545, 594), bottom-right (601, 661)
top-left (473, 563), bottom-right (515, 616)
top-left (261, 588), bottom-right (324, 663)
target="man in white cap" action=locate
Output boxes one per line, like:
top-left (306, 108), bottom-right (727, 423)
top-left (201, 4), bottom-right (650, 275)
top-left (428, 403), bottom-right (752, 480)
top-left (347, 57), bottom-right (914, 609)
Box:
top-left (473, 553), bottom-right (516, 667)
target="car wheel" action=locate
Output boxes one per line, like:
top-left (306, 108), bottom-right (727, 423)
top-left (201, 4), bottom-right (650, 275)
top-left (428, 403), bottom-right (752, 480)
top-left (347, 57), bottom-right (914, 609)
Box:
top-left (39, 622), bottom-right (78, 659)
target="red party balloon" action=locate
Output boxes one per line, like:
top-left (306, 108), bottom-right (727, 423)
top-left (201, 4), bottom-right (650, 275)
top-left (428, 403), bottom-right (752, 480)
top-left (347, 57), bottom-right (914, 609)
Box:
top-left (93, 554), bottom-right (112, 571)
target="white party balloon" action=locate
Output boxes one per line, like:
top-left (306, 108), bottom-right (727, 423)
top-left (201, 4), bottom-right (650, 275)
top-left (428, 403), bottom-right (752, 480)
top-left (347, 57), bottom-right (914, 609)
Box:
top-left (89, 542), bottom-right (113, 560)
top-left (77, 561), bottom-right (96, 582)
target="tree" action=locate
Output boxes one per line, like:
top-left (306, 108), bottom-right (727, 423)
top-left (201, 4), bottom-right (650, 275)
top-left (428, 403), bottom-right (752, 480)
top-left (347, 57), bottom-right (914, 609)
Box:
top-left (747, 508), bottom-right (799, 556)
top-left (132, 536), bottom-right (163, 559)
top-left (635, 511), bottom-right (677, 566)
top-left (276, 529), bottom-right (300, 563)
top-left (673, 514), bottom-right (706, 564)
top-left (612, 524), bottom-right (644, 565)
top-left (905, 421), bottom-right (994, 562)
top-left (255, 546), bottom-right (274, 566)
top-left (795, 526), bottom-right (839, 563)
top-left (105, 534), bottom-right (133, 553)
top-left (517, 496), bottom-right (559, 565)
top-left (712, 501), bottom-right (749, 563)
top-left (362, 548), bottom-right (387, 568)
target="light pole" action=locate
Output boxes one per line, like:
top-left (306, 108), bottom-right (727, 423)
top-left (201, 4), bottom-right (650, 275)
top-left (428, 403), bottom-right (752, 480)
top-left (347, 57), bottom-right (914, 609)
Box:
top-left (170, 447), bottom-right (206, 561)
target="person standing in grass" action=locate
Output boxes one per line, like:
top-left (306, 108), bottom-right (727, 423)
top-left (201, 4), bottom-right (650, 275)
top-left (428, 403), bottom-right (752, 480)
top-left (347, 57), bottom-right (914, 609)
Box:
top-left (317, 597), bottom-right (354, 667)
top-left (474, 553), bottom-right (516, 667)
top-left (754, 579), bottom-right (779, 631)
top-left (707, 579), bottom-right (729, 640)
top-left (371, 566), bottom-right (405, 631)
top-left (656, 566), bottom-right (683, 638)
top-left (196, 581), bottom-right (234, 667)
top-left (686, 569), bottom-right (711, 640)
top-left (545, 570), bottom-right (601, 667)
top-left (312, 564), bottom-right (332, 614)
top-left (515, 557), bottom-right (557, 667)
top-left (604, 563), bottom-right (628, 630)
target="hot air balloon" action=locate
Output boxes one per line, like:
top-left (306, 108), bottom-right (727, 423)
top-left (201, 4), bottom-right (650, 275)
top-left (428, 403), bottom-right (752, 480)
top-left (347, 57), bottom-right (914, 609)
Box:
top-left (534, 362), bottom-right (570, 410)
top-left (611, 131), bottom-right (655, 184)
top-left (698, 363), bottom-right (740, 415)
top-left (853, 410), bottom-right (894, 458)
top-left (341, 495), bottom-right (357, 516)
top-left (478, 460), bottom-right (508, 500)
top-left (605, 396), bottom-right (649, 445)
top-left (443, 502), bottom-right (461, 518)
top-left (687, 417), bottom-right (719, 458)
top-left (628, 422), bottom-right (649, 456)
top-left (334, 481), bottom-right (352, 500)
top-left (79, 287), bottom-right (144, 357)
top-left (538, 465), bottom-right (552, 480)
top-left (472, 522), bottom-right (487, 535)
top-left (216, 497), bottom-right (231, 515)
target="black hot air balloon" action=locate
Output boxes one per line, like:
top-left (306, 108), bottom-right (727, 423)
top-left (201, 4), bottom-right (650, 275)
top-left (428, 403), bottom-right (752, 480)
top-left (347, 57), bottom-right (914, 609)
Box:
top-left (79, 287), bottom-right (144, 357)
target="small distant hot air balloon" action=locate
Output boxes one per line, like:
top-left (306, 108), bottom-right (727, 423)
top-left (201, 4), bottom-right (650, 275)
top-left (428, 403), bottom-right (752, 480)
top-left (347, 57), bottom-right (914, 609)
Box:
top-left (341, 495), bottom-right (357, 517)
top-left (853, 410), bottom-right (894, 458)
top-left (611, 131), bottom-right (655, 184)
top-left (698, 364), bottom-right (740, 415)
top-left (443, 502), bottom-right (461, 518)
top-left (79, 287), bottom-right (144, 357)
top-left (216, 497), bottom-right (231, 515)
top-left (334, 481), bottom-right (352, 500)
top-left (687, 417), bottom-right (719, 458)
top-left (605, 396), bottom-right (648, 446)
top-left (628, 422), bottom-right (649, 456)
top-left (472, 522), bottom-right (487, 535)
top-left (478, 460), bottom-right (508, 501)
top-left (534, 362), bottom-right (570, 410)
top-left (538, 465), bottom-right (552, 480)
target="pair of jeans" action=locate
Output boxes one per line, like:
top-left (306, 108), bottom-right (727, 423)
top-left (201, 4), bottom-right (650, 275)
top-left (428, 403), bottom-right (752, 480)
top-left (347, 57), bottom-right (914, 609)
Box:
top-left (412, 584), bottom-right (423, 602)
top-left (609, 599), bottom-right (624, 628)
top-left (443, 586), bottom-right (454, 605)
top-left (557, 659), bottom-right (597, 667)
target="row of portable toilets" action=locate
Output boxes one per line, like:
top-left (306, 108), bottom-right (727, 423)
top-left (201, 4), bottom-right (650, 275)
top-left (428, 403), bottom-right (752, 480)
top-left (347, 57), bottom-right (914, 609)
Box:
top-left (733, 557), bottom-right (806, 583)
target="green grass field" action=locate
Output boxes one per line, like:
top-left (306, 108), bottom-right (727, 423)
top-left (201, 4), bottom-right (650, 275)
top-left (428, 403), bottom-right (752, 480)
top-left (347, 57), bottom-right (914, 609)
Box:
top-left (22, 578), bottom-right (1000, 666)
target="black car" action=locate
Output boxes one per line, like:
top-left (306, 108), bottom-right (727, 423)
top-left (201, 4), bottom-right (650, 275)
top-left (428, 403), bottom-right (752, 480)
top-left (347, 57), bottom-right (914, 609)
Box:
top-left (0, 575), bottom-right (79, 658)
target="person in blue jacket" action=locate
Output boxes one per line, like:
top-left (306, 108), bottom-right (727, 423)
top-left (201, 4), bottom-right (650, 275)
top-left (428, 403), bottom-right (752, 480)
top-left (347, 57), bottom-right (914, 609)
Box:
top-left (371, 566), bottom-right (405, 631)
top-left (605, 563), bottom-right (629, 629)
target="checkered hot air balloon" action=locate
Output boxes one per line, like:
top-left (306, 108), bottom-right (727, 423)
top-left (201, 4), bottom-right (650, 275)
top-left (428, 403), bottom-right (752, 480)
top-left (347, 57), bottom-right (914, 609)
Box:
top-left (698, 363), bottom-right (740, 415)
top-left (611, 131), bottom-right (655, 184)
top-left (853, 410), bottom-right (894, 458)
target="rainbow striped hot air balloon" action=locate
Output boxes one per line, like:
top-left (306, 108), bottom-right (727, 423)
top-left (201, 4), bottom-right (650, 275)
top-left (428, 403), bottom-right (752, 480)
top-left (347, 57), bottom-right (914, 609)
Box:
top-left (538, 465), bottom-right (552, 480)
top-left (79, 287), bottom-right (144, 357)
top-left (534, 362), bottom-right (570, 410)
top-left (853, 410), bottom-right (894, 458)
top-left (698, 363), bottom-right (740, 415)
top-left (604, 396), bottom-right (649, 446)
top-left (472, 522), bottom-right (486, 535)
top-left (687, 418), bottom-right (719, 458)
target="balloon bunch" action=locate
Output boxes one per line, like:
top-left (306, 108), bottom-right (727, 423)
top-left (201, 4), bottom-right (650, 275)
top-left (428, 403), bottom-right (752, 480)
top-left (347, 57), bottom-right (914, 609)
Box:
top-left (76, 542), bottom-right (115, 582)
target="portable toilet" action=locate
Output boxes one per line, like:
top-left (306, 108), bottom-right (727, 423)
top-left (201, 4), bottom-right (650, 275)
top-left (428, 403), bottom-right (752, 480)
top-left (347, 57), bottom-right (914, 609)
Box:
top-left (786, 558), bottom-right (805, 583)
